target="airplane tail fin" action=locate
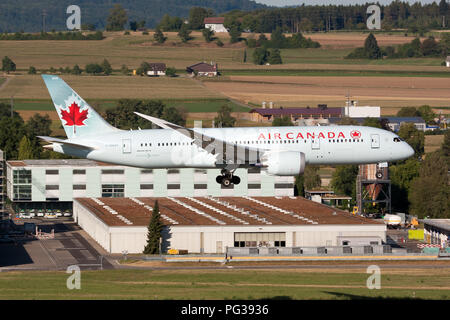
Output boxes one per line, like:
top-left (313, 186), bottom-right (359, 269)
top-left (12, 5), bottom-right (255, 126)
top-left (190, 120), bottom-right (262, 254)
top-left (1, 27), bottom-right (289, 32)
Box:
top-left (41, 75), bottom-right (119, 139)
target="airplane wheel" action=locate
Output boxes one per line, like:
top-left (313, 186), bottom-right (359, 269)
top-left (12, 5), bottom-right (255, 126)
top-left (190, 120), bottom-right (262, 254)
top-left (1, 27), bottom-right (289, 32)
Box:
top-left (232, 176), bottom-right (241, 185)
top-left (216, 175), bottom-right (223, 184)
top-left (376, 171), bottom-right (383, 179)
top-left (222, 178), bottom-right (231, 187)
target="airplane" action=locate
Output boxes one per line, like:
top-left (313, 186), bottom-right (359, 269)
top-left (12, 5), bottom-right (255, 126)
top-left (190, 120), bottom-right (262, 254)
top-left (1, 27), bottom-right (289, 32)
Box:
top-left (39, 75), bottom-right (415, 186)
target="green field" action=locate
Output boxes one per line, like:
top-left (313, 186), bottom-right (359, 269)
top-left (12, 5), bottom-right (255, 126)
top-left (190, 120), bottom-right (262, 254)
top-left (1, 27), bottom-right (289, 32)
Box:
top-left (0, 269), bottom-right (448, 300)
top-left (2, 98), bottom-right (249, 113)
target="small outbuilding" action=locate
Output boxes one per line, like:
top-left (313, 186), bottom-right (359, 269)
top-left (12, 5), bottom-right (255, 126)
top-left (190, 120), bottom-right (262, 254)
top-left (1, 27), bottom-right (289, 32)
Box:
top-left (146, 63), bottom-right (166, 76)
top-left (446, 56), bottom-right (450, 67)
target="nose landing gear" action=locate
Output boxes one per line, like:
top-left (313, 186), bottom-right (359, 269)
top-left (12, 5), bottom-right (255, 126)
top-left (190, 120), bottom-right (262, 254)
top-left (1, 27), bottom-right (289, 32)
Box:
top-left (216, 169), bottom-right (240, 186)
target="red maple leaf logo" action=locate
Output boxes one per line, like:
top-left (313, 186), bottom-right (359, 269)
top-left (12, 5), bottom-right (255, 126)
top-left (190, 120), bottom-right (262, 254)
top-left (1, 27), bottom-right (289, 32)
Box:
top-left (60, 102), bottom-right (88, 128)
top-left (350, 130), bottom-right (361, 139)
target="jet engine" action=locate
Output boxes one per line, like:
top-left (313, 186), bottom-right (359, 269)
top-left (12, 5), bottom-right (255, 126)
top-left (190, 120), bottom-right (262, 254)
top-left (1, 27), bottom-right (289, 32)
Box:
top-left (262, 151), bottom-right (306, 176)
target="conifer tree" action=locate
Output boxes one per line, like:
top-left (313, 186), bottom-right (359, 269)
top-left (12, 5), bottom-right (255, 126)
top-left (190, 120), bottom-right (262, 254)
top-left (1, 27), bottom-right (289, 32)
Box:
top-left (143, 201), bottom-right (164, 254)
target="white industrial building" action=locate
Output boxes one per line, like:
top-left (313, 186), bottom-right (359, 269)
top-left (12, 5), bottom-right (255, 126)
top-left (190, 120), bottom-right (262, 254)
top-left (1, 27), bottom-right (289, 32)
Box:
top-left (73, 196), bottom-right (386, 254)
top-left (6, 160), bottom-right (294, 211)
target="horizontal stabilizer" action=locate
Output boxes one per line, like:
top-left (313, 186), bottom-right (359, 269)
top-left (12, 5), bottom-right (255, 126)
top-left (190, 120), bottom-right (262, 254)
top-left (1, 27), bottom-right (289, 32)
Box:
top-left (37, 136), bottom-right (96, 150)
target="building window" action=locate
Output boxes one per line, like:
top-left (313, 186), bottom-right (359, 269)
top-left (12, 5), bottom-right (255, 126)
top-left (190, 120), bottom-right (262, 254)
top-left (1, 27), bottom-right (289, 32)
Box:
top-left (13, 185), bottom-right (31, 200)
top-left (101, 169), bottom-right (124, 175)
top-left (73, 184), bottom-right (86, 190)
top-left (13, 169), bottom-right (31, 184)
top-left (140, 184), bottom-right (153, 190)
top-left (73, 169), bottom-right (86, 175)
top-left (248, 167), bottom-right (261, 174)
top-left (194, 184), bottom-right (207, 189)
top-left (141, 169), bottom-right (153, 174)
top-left (194, 169), bottom-right (207, 174)
top-left (101, 184), bottom-right (124, 197)
top-left (167, 169), bottom-right (180, 174)
top-left (167, 184), bottom-right (180, 189)
top-left (248, 184), bottom-right (261, 189)
top-left (274, 183), bottom-right (294, 189)
top-left (46, 169), bottom-right (59, 175)
top-left (45, 185), bottom-right (59, 190)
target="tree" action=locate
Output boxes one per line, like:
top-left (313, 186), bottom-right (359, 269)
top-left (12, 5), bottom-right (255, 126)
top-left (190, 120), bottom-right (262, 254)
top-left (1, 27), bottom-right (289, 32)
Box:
top-left (105, 99), bottom-right (165, 129)
top-left (214, 105), bottom-right (236, 128)
top-left (165, 67), bottom-right (177, 77)
top-left (270, 27), bottom-right (286, 48)
top-left (252, 47), bottom-right (268, 65)
top-left (420, 36), bottom-right (440, 56)
top-left (101, 59), bottom-right (112, 75)
top-left (409, 151), bottom-right (449, 218)
top-left (398, 123), bottom-right (424, 156)
top-left (177, 24), bottom-right (192, 43)
top-left (294, 175), bottom-right (305, 197)
top-left (331, 165), bottom-right (358, 198)
top-left (162, 106), bottom-right (186, 126)
top-left (267, 48), bottom-right (282, 64)
top-left (389, 158), bottom-right (421, 212)
top-left (18, 136), bottom-right (33, 160)
top-left (303, 166), bottom-right (321, 190)
top-left (397, 107), bottom-right (419, 117)
top-left (272, 115), bottom-right (293, 126)
top-left (153, 28), bottom-right (167, 43)
top-left (0, 114), bottom-right (26, 159)
top-left (364, 33), bottom-right (382, 59)
top-left (229, 24), bottom-right (242, 44)
top-left (417, 105), bottom-right (436, 124)
top-left (189, 7), bottom-right (213, 30)
top-left (202, 28), bottom-right (214, 43)
top-left (121, 64), bottom-right (129, 75)
top-left (143, 201), bottom-right (164, 254)
top-left (106, 4), bottom-right (128, 31)
top-left (72, 64), bottom-right (82, 75)
top-left (28, 66), bottom-right (37, 74)
top-left (2, 56), bottom-right (16, 73)
top-left (129, 21), bottom-right (138, 31)
top-left (442, 129), bottom-right (450, 160)
top-left (85, 63), bottom-right (103, 75)
top-left (25, 113), bottom-right (52, 158)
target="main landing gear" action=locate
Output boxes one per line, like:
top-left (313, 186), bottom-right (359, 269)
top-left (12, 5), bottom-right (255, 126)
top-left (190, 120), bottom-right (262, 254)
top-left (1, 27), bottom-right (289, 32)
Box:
top-left (216, 169), bottom-right (240, 187)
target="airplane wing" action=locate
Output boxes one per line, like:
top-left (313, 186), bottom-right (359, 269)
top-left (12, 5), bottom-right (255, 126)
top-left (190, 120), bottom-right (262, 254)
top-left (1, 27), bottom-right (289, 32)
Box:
top-left (37, 136), bottom-right (97, 150)
top-left (134, 112), bottom-right (262, 165)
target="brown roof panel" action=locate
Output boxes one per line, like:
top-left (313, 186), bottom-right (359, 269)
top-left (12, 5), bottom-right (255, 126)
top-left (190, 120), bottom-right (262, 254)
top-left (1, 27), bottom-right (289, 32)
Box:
top-left (74, 197), bottom-right (381, 227)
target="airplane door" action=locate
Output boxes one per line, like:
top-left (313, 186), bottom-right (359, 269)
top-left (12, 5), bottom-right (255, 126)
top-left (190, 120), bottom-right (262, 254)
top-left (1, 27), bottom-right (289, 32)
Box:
top-left (371, 134), bottom-right (380, 149)
top-left (122, 139), bottom-right (131, 153)
top-left (311, 138), bottom-right (320, 150)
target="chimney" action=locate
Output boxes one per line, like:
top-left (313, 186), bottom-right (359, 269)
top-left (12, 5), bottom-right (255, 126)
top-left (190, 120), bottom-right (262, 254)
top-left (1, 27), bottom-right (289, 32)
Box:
top-left (269, 101), bottom-right (273, 109)
top-left (262, 101), bottom-right (266, 109)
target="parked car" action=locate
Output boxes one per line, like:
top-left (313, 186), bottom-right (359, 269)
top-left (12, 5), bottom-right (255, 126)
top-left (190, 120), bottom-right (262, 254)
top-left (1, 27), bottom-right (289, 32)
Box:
top-left (45, 210), bottom-right (56, 219)
top-left (29, 209), bottom-right (36, 218)
top-left (19, 210), bottom-right (31, 219)
top-left (55, 209), bottom-right (62, 217)
top-left (63, 210), bottom-right (72, 217)
top-left (37, 209), bottom-right (45, 217)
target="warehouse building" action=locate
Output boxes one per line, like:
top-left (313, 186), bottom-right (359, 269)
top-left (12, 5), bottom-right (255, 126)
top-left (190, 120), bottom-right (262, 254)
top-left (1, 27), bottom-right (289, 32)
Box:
top-left (73, 196), bottom-right (386, 254)
top-left (6, 159), bottom-right (294, 211)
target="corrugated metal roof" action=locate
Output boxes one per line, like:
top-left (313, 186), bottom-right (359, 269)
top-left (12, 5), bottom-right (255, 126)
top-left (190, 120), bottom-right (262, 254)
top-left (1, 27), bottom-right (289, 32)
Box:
top-left (75, 196), bottom-right (380, 227)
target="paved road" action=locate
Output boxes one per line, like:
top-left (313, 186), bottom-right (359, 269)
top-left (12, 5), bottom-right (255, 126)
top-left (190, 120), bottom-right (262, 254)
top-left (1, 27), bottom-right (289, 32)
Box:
top-left (0, 219), bottom-right (114, 271)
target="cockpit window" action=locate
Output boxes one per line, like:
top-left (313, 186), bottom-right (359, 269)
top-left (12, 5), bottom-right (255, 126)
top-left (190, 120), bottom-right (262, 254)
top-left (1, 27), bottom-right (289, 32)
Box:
top-left (393, 137), bottom-right (404, 142)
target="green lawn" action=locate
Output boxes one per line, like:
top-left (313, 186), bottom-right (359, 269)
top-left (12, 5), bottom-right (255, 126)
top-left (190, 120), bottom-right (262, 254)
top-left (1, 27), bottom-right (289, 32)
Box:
top-left (0, 269), bottom-right (448, 300)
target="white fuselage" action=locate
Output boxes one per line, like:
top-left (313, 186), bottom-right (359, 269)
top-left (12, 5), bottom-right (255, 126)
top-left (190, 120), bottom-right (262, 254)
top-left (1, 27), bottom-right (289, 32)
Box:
top-left (54, 125), bottom-right (415, 169)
